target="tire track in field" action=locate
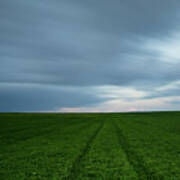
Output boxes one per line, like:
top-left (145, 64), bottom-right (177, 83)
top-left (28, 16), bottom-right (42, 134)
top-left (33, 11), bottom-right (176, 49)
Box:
top-left (113, 120), bottom-right (164, 180)
top-left (64, 119), bottom-right (105, 180)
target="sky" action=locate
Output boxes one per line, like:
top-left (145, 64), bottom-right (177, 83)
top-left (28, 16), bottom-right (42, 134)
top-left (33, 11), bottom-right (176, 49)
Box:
top-left (1, 0), bottom-right (180, 112)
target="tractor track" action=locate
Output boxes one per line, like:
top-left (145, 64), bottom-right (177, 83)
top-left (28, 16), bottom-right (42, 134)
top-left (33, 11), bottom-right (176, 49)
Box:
top-left (64, 119), bottom-right (105, 180)
top-left (113, 120), bottom-right (164, 180)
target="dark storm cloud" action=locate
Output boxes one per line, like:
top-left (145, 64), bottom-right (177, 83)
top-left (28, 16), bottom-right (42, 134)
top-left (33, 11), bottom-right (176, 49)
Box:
top-left (1, 0), bottom-right (180, 111)
top-left (0, 83), bottom-right (103, 112)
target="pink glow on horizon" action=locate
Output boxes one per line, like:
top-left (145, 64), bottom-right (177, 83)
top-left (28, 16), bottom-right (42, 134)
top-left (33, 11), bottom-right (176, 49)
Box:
top-left (59, 107), bottom-right (144, 113)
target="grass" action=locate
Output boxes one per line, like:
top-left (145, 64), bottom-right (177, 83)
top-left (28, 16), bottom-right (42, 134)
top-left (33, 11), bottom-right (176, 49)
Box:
top-left (0, 112), bottom-right (179, 179)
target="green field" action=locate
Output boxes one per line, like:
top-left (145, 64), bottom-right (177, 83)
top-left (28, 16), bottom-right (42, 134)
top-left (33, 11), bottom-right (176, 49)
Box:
top-left (0, 112), bottom-right (180, 180)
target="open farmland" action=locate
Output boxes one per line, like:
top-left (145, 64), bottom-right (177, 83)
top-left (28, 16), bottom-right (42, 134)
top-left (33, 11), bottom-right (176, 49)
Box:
top-left (0, 112), bottom-right (180, 179)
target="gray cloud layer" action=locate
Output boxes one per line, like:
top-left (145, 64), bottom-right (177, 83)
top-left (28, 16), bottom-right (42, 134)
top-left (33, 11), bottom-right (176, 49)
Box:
top-left (1, 0), bottom-right (180, 111)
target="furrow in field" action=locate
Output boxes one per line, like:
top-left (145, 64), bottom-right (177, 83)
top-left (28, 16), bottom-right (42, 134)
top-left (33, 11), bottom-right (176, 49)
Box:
top-left (113, 120), bottom-right (164, 180)
top-left (64, 119), bottom-right (105, 180)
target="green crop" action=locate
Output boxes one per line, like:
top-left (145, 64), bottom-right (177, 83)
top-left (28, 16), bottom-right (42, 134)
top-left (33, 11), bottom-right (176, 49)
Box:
top-left (0, 112), bottom-right (179, 179)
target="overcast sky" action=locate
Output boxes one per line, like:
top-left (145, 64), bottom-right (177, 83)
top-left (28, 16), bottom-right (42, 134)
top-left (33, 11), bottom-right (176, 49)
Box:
top-left (1, 0), bottom-right (180, 112)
